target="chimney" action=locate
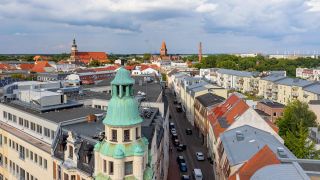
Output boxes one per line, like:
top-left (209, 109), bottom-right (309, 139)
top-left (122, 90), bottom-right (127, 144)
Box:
top-left (198, 42), bottom-right (202, 63)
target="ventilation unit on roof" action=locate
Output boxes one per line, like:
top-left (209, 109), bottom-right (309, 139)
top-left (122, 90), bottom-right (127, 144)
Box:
top-left (277, 147), bottom-right (288, 158)
top-left (236, 131), bottom-right (244, 141)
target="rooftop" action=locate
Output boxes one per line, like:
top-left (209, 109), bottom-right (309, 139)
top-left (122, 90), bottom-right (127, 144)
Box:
top-left (261, 75), bottom-right (286, 82)
top-left (3, 102), bottom-right (105, 124)
top-left (259, 99), bottom-right (285, 108)
top-left (195, 93), bottom-right (225, 107)
top-left (220, 125), bottom-right (296, 166)
top-left (303, 83), bottom-right (320, 95)
top-left (276, 77), bottom-right (314, 87)
top-left (217, 68), bottom-right (255, 77)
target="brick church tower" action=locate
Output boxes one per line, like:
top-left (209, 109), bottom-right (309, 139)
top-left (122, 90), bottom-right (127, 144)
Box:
top-left (160, 41), bottom-right (168, 57)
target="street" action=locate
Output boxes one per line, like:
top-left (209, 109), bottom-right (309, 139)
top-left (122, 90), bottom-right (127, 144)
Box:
top-left (166, 89), bottom-right (215, 180)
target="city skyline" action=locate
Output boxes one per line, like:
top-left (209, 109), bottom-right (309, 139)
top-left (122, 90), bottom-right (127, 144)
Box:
top-left (1, 0), bottom-right (320, 54)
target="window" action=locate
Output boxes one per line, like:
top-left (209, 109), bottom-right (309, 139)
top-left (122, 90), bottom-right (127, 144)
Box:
top-left (19, 145), bottom-right (25, 160)
top-left (9, 140), bottom-right (11, 147)
top-left (125, 161), bottom-right (133, 175)
top-left (44, 128), bottom-right (50, 138)
top-left (44, 159), bottom-right (47, 169)
top-left (51, 130), bottom-right (55, 140)
top-left (136, 127), bottom-right (139, 139)
top-left (12, 141), bottom-right (15, 149)
top-left (273, 112), bottom-right (277, 116)
top-left (71, 175), bottom-right (76, 180)
top-left (0, 134), bottom-right (2, 146)
top-left (34, 154), bottom-right (38, 163)
top-left (26, 149), bottom-right (29, 158)
top-left (30, 151), bottom-right (33, 160)
top-left (24, 120), bottom-right (29, 128)
top-left (15, 143), bottom-right (18, 151)
top-left (31, 123), bottom-right (35, 131)
top-left (111, 130), bottom-right (117, 142)
top-left (12, 115), bottom-right (16, 123)
top-left (4, 137), bottom-right (7, 144)
top-left (103, 160), bottom-right (107, 173)
top-left (3, 111), bottom-right (7, 119)
top-left (69, 146), bottom-right (73, 159)
top-left (124, 130), bottom-right (130, 142)
top-left (109, 161), bottom-right (114, 175)
top-left (39, 156), bottom-right (42, 166)
top-left (19, 118), bottom-right (24, 126)
top-left (0, 153), bottom-right (3, 166)
top-left (36, 125), bottom-right (42, 134)
top-left (8, 113), bottom-right (12, 121)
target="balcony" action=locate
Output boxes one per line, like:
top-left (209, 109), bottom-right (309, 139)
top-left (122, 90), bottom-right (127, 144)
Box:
top-left (292, 92), bottom-right (299, 97)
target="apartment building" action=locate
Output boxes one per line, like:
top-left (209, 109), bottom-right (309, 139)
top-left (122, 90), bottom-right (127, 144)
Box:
top-left (194, 93), bottom-right (224, 145)
top-left (296, 68), bottom-right (320, 81)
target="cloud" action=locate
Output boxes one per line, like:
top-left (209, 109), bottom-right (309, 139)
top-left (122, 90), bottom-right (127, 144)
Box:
top-left (196, 3), bottom-right (218, 13)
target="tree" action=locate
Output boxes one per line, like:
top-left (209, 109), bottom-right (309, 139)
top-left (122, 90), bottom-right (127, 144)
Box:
top-left (284, 123), bottom-right (320, 159)
top-left (89, 60), bottom-right (101, 67)
top-left (277, 100), bottom-right (317, 137)
top-left (217, 60), bottom-right (238, 69)
top-left (143, 53), bottom-right (151, 62)
top-left (277, 100), bottom-right (319, 159)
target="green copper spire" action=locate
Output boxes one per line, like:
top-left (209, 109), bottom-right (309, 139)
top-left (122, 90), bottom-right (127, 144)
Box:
top-left (103, 67), bottom-right (143, 126)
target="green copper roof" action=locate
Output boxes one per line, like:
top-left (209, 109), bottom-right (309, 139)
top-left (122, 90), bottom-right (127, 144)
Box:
top-left (94, 138), bottom-right (148, 158)
top-left (103, 96), bottom-right (143, 126)
top-left (111, 67), bottom-right (135, 85)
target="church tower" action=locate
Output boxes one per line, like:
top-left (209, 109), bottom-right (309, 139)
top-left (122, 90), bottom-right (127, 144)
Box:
top-left (94, 67), bottom-right (149, 180)
top-left (160, 41), bottom-right (168, 57)
top-left (70, 38), bottom-right (78, 61)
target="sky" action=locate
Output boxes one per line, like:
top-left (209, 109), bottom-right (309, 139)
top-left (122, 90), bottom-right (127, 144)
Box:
top-left (0, 0), bottom-right (320, 54)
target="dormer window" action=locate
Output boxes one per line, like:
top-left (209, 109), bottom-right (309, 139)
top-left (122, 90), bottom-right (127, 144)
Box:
top-left (69, 146), bottom-right (73, 159)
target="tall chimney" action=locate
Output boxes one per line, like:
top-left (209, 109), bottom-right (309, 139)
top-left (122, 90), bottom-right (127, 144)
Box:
top-left (198, 42), bottom-right (202, 63)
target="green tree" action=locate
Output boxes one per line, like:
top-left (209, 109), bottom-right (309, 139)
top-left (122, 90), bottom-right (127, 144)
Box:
top-left (89, 60), bottom-right (101, 67)
top-left (284, 123), bottom-right (320, 159)
top-left (217, 60), bottom-right (238, 69)
top-left (277, 100), bottom-right (317, 137)
top-left (142, 53), bottom-right (151, 62)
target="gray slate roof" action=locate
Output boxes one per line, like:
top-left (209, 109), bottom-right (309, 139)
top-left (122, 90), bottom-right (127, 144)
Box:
top-left (276, 77), bottom-right (314, 87)
top-left (220, 125), bottom-right (296, 166)
top-left (217, 69), bottom-right (254, 77)
top-left (303, 83), bottom-right (320, 95)
top-left (195, 93), bottom-right (225, 107)
top-left (261, 75), bottom-right (286, 82)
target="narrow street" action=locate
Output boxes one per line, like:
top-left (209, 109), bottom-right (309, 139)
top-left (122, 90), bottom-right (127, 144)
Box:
top-left (166, 89), bottom-right (215, 180)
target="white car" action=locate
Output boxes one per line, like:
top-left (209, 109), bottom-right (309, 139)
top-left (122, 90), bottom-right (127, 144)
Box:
top-left (193, 169), bottom-right (203, 180)
top-left (196, 152), bottom-right (205, 161)
top-left (171, 129), bottom-right (177, 134)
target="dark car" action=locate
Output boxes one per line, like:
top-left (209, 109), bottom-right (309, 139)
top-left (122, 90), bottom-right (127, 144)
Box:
top-left (186, 128), bottom-right (192, 135)
top-left (173, 139), bottom-right (180, 146)
top-left (179, 163), bottom-right (188, 172)
top-left (177, 144), bottom-right (187, 152)
top-left (171, 133), bottom-right (178, 140)
top-left (181, 175), bottom-right (190, 180)
top-left (176, 105), bottom-right (183, 112)
top-left (174, 99), bottom-right (178, 104)
top-left (177, 155), bottom-right (186, 164)
top-left (169, 122), bottom-right (175, 129)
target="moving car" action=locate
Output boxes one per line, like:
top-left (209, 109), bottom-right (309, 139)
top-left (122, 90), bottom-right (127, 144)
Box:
top-left (169, 122), bottom-right (175, 129)
top-left (171, 128), bottom-right (177, 134)
top-left (185, 128), bottom-right (192, 135)
top-left (196, 152), bottom-right (205, 161)
top-left (193, 169), bottom-right (203, 180)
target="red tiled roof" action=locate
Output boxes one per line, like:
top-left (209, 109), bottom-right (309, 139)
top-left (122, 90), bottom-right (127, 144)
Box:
top-left (31, 61), bottom-right (52, 73)
top-left (125, 65), bottom-right (136, 70)
top-left (76, 52), bottom-right (108, 64)
top-left (209, 95), bottom-right (249, 138)
top-left (229, 145), bottom-right (281, 180)
top-left (19, 64), bottom-right (34, 70)
top-left (140, 64), bottom-right (159, 71)
top-left (93, 65), bottom-right (119, 72)
top-left (0, 64), bottom-right (14, 70)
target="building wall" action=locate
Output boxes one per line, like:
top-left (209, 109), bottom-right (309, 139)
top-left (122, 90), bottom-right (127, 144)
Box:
top-left (256, 102), bottom-right (284, 122)
top-left (309, 104), bottom-right (320, 125)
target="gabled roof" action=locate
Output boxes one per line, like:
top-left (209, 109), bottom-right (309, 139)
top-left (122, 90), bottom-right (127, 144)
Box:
top-left (195, 93), bottom-right (225, 107)
top-left (229, 145), bottom-right (281, 180)
top-left (19, 63), bottom-right (34, 70)
top-left (31, 61), bottom-right (52, 73)
top-left (209, 95), bottom-right (249, 138)
top-left (0, 64), bottom-right (14, 70)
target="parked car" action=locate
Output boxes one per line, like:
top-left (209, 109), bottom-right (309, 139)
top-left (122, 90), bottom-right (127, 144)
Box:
top-left (179, 162), bottom-right (188, 172)
top-left (171, 128), bottom-right (177, 134)
top-left (185, 128), bottom-right (192, 135)
top-left (177, 144), bottom-right (187, 152)
top-left (177, 155), bottom-right (186, 164)
top-left (176, 105), bottom-right (183, 112)
top-left (174, 139), bottom-right (180, 146)
top-left (169, 122), bottom-right (175, 129)
top-left (181, 175), bottom-right (190, 180)
top-left (196, 152), bottom-right (205, 161)
top-left (193, 169), bottom-right (203, 180)
top-left (171, 133), bottom-right (178, 140)
top-left (174, 99), bottom-right (178, 104)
